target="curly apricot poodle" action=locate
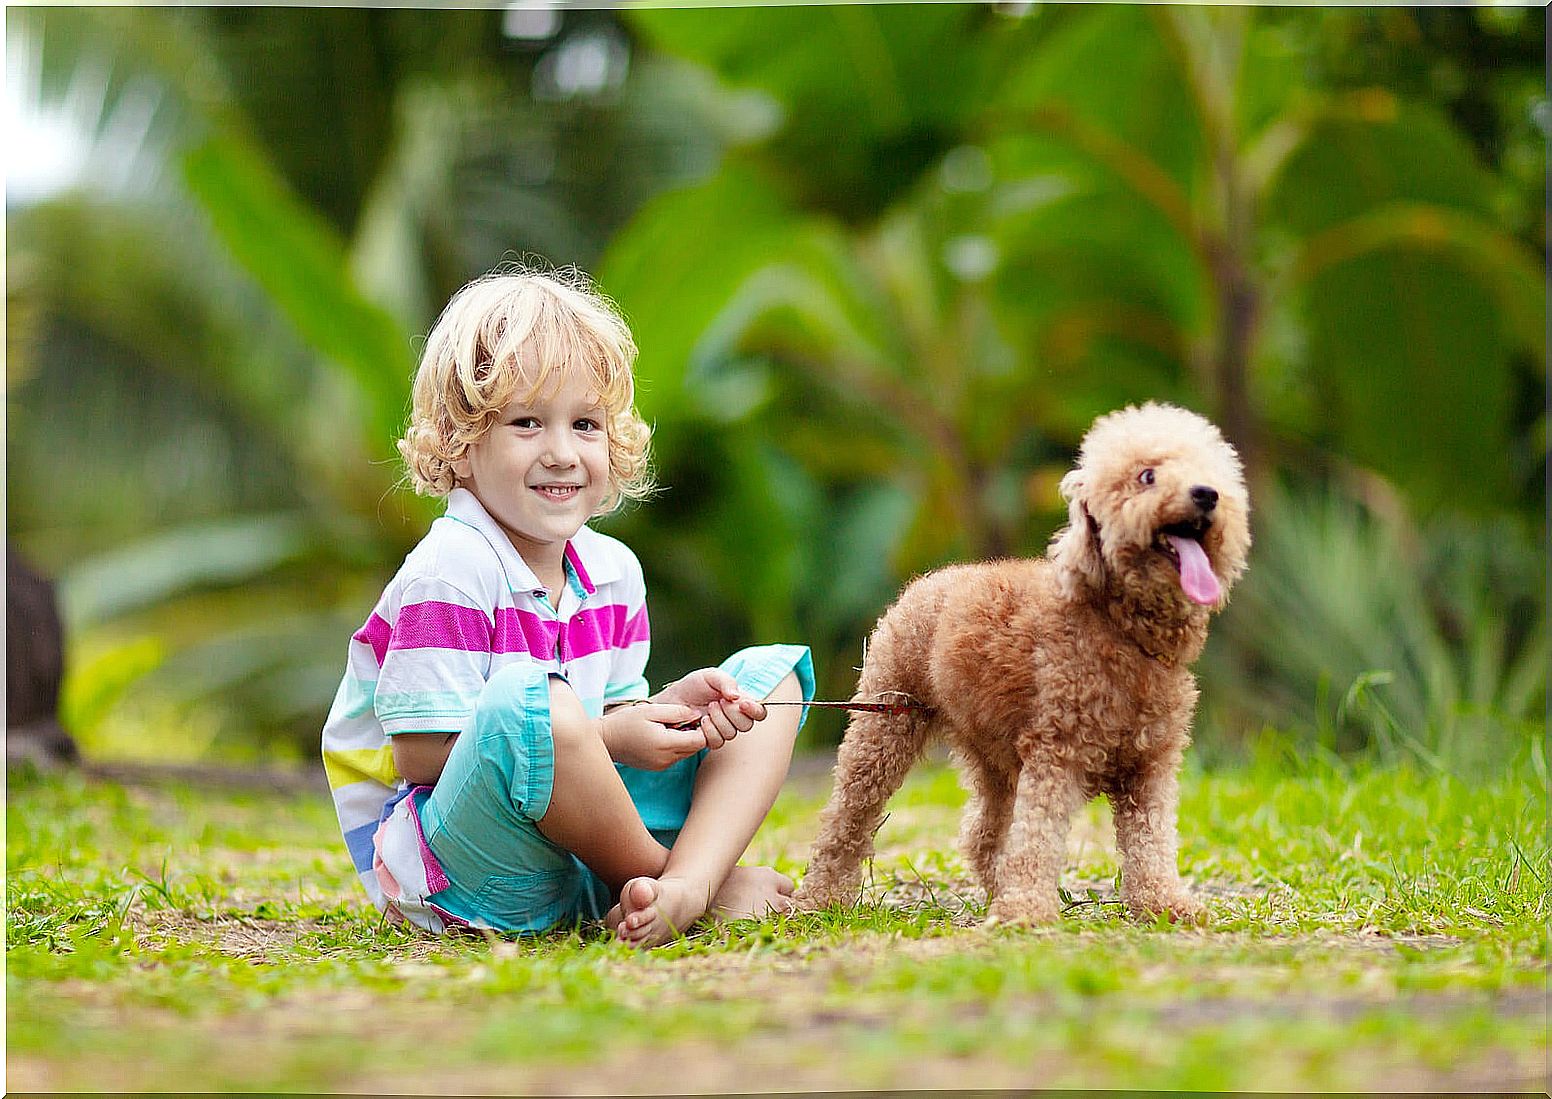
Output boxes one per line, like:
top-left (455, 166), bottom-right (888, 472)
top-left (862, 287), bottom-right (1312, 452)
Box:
top-left (794, 403), bottom-right (1251, 925)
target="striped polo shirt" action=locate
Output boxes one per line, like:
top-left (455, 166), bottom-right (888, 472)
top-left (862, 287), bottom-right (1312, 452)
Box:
top-left (320, 487), bottom-right (650, 920)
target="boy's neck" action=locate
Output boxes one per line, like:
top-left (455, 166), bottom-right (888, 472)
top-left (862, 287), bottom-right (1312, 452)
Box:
top-left (469, 502), bottom-right (573, 604)
top-left (539, 564), bottom-right (567, 606)
top-left (521, 544), bottom-right (570, 608)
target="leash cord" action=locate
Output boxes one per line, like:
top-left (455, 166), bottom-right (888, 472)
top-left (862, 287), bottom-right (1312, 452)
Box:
top-left (665, 694), bottom-right (929, 729)
top-left (761, 696), bottom-right (929, 716)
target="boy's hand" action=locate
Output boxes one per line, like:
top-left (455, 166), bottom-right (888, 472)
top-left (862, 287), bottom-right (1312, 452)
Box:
top-left (600, 703), bottom-right (705, 771)
top-left (655, 669), bottom-right (767, 750)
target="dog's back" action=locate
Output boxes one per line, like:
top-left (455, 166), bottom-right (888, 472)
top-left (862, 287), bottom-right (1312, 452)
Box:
top-left (858, 558), bottom-right (1057, 716)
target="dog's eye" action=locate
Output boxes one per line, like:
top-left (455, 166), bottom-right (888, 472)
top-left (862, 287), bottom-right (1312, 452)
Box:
top-left (1138, 468), bottom-right (1156, 486)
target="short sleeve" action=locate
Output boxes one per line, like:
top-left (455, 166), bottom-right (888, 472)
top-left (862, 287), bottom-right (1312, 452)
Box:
top-left (604, 547), bottom-right (651, 702)
top-left (375, 575), bottom-right (493, 736)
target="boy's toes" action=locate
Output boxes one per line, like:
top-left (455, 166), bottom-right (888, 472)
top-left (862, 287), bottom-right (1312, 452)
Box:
top-left (770, 870), bottom-right (796, 910)
top-left (616, 877), bottom-right (661, 941)
top-left (614, 877), bottom-right (707, 948)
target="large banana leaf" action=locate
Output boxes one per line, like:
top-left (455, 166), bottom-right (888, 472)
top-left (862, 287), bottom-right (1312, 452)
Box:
top-left (58, 514), bottom-right (317, 628)
top-left (1264, 100), bottom-right (1544, 510)
top-left (997, 5), bottom-right (1206, 194)
top-left (1266, 96), bottom-right (1496, 233)
top-left (597, 164), bottom-right (798, 433)
top-left (183, 136), bottom-right (414, 455)
top-left (1299, 248), bottom-right (1515, 509)
top-left (627, 5), bottom-right (999, 216)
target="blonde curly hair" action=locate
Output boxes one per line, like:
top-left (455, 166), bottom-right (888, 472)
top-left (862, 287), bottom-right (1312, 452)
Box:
top-left (398, 267), bottom-right (653, 513)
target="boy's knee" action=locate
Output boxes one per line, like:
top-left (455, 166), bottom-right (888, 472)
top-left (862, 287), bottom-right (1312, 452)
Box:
top-left (474, 666), bottom-right (597, 754)
top-left (475, 663), bottom-right (553, 732)
top-left (769, 671), bottom-right (804, 703)
top-left (546, 678), bottom-right (597, 753)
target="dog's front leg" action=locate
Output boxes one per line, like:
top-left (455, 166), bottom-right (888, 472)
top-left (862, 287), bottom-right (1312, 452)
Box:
top-left (985, 759), bottom-right (1083, 925)
top-left (1112, 746), bottom-right (1205, 924)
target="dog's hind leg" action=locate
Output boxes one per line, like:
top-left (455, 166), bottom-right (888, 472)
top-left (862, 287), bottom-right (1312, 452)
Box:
top-left (793, 710), bottom-right (930, 910)
top-left (955, 756), bottom-right (1016, 899)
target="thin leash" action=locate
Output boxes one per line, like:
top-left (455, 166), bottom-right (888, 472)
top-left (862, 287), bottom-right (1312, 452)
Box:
top-left (761, 696), bottom-right (929, 717)
top-left (765, 637), bottom-right (930, 716)
top-left (758, 637), bottom-right (930, 717)
top-left (669, 693), bottom-right (929, 730)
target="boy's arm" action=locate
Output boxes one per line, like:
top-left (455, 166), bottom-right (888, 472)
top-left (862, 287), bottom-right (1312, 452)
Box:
top-left (602, 546), bottom-right (652, 709)
top-left (391, 731), bottom-right (460, 786)
top-left (376, 575), bottom-right (494, 787)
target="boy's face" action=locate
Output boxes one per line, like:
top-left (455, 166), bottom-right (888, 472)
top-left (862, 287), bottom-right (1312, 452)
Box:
top-left (451, 367), bottom-right (611, 572)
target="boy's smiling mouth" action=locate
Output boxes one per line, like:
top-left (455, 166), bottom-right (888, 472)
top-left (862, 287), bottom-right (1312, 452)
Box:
top-left (532, 483), bottom-right (583, 502)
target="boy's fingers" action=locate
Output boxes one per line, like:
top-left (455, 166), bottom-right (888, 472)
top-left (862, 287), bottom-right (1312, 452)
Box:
top-left (734, 697), bottom-right (767, 724)
top-left (669, 729), bottom-right (707, 756)
top-left (645, 704), bottom-right (700, 727)
top-left (706, 701), bottom-right (739, 745)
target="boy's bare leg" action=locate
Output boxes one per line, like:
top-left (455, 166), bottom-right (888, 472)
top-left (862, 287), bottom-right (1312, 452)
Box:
top-left (535, 679), bottom-right (671, 892)
top-left (612, 672), bottom-right (805, 945)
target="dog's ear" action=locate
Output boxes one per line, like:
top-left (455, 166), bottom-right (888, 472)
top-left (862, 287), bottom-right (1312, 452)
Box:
top-left (1049, 470), bottom-right (1105, 595)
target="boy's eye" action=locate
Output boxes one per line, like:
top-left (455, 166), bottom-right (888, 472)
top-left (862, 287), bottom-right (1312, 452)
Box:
top-left (574, 418), bottom-right (601, 432)
top-left (510, 417), bottom-right (540, 429)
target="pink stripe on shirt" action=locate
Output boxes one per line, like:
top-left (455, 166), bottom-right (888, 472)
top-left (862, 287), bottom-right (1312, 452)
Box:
top-left (559, 604), bottom-right (650, 661)
top-left (619, 605), bottom-right (649, 646)
top-left (360, 599), bottom-right (647, 666)
top-left (564, 542), bottom-right (596, 595)
top-left (495, 607), bottom-right (559, 658)
top-left (352, 614), bottom-right (392, 666)
top-left (391, 600), bottom-right (494, 653)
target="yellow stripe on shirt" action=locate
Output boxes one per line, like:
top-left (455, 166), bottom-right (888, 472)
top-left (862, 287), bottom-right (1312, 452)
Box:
top-left (324, 745), bottom-right (399, 790)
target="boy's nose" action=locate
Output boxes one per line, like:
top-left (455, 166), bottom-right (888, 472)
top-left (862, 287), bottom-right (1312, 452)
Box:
top-left (542, 431), bottom-right (578, 465)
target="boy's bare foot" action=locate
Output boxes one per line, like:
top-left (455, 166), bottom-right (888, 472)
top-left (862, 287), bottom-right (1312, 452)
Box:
top-left (604, 867), bottom-right (794, 946)
top-left (609, 876), bottom-right (712, 947)
top-left (711, 865), bottom-right (795, 920)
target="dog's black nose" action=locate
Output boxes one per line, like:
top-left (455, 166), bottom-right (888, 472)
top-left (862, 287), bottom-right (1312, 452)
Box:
top-left (1191, 485), bottom-right (1219, 512)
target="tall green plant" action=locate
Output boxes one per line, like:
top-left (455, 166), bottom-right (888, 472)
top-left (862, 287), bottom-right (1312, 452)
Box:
top-left (1201, 485), bottom-right (1545, 773)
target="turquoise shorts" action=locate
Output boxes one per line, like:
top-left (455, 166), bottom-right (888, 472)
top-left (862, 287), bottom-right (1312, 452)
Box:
top-left (416, 644), bottom-right (814, 932)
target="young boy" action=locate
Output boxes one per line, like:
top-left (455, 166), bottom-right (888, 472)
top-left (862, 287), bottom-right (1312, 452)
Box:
top-left (322, 269), bottom-right (813, 945)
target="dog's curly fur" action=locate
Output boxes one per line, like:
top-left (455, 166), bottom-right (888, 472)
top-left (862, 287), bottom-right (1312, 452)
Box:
top-left (794, 403), bottom-right (1251, 924)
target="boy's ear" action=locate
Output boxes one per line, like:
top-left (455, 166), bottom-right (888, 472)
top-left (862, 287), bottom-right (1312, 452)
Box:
top-left (450, 453), bottom-right (472, 482)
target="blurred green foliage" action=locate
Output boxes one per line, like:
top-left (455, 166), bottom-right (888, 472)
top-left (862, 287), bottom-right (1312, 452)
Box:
top-left (6, 5), bottom-right (1544, 768)
top-left (1200, 484), bottom-right (1545, 772)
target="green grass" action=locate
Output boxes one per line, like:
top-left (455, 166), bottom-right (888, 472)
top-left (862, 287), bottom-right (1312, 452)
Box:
top-left (7, 745), bottom-right (1547, 1093)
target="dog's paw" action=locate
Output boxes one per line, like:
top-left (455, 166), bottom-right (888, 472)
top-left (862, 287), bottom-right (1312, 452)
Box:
top-left (1127, 892), bottom-right (1208, 926)
top-left (791, 881), bottom-right (855, 913)
top-left (985, 893), bottom-right (1061, 927)
top-left (788, 888), bottom-right (823, 913)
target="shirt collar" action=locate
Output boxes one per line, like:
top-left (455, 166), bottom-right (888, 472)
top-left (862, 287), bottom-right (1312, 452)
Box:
top-left (442, 487), bottom-right (619, 598)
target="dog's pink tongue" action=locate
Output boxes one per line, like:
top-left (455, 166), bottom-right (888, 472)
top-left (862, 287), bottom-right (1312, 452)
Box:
top-left (1168, 534), bottom-right (1221, 606)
